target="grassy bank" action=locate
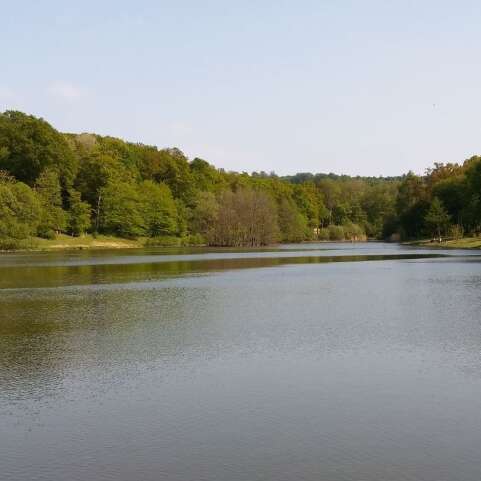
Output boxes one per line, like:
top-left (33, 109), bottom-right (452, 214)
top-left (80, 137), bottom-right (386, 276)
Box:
top-left (406, 236), bottom-right (481, 249)
top-left (34, 234), bottom-right (143, 250)
top-left (0, 234), bottom-right (209, 252)
top-left (0, 235), bottom-right (175, 252)
top-left (2, 234), bottom-right (373, 252)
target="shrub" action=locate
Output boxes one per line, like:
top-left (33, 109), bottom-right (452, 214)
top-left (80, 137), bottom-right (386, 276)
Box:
top-left (317, 228), bottom-right (330, 241)
top-left (0, 237), bottom-right (39, 251)
top-left (328, 225), bottom-right (345, 240)
top-left (448, 224), bottom-right (464, 240)
top-left (0, 180), bottom-right (42, 247)
top-left (342, 222), bottom-right (365, 240)
top-left (38, 228), bottom-right (56, 240)
top-left (143, 236), bottom-right (181, 247)
top-left (181, 234), bottom-right (205, 246)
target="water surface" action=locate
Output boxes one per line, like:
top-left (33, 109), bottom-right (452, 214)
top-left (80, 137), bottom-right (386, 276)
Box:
top-left (1, 243), bottom-right (481, 481)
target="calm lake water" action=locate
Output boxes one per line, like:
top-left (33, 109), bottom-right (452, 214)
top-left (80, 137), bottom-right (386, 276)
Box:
top-left (1, 242), bottom-right (481, 481)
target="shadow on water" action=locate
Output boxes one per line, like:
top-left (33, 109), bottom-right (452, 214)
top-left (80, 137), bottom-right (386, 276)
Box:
top-left (0, 252), bottom-right (451, 289)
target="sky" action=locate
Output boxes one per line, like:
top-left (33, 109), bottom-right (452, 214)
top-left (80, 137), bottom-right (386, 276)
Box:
top-left (2, 0), bottom-right (481, 176)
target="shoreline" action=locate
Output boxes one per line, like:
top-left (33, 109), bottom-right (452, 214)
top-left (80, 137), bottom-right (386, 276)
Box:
top-left (403, 237), bottom-right (481, 250)
top-left (1, 235), bottom-right (374, 253)
top-left (4, 235), bottom-right (480, 253)
top-left (0, 235), bottom-right (145, 253)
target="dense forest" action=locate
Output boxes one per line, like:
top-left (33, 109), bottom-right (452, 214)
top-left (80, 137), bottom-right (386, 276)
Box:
top-left (0, 111), bottom-right (480, 249)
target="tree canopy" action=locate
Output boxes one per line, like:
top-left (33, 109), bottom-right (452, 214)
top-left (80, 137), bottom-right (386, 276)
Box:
top-left (1, 111), bottom-right (480, 249)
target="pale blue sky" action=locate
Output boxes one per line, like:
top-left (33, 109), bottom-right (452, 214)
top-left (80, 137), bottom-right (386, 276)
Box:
top-left (2, 1), bottom-right (481, 176)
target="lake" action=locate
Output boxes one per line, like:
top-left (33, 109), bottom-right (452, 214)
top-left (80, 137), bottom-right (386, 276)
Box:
top-left (1, 242), bottom-right (481, 481)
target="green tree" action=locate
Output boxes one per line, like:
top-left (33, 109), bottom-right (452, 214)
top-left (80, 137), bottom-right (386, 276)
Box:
top-left (317, 178), bottom-right (342, 225)
top-left (425, 197), bottom-right (451, 240)
top-left (0, 176), bottom-right (41, 248)
top-left (190, 158), bottom-right (227, 193)
top-left (0, 111), bottom-right (77, 187)
top-left (292, 183), bottom-right (324, 230)
top-left (138, 181), bottom-right (178, 236)
top-left (175, 199), bottom-right (190, 237)
top-left (464, 156), bottom-right (481, 231)
top-left (396, 172), bottom-right (429, 239)
top-left (101, 181), bottom-right (145, 238)
top-left (278, 197), bottom-right (308, 242)
top-left (35, 169), bottom-right (67, 238)
top-left (68, 190), bottom-right (91, 236)
top-left (74, 150), bottom-right (133, 230)
top-left (362, 183), bottom-right (397, 238)
top-left (190, 191), bottom-right (219, 237)
top-left (432, 176), bottom-right (467, 226)
top-left (150, 148), bottom-right (195, 203)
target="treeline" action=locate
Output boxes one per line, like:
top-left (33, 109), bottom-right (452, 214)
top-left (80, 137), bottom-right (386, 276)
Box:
top-left (0, 111), bottom-right (480, 249)
top-left (388, 161), bottom-right (481, 240)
